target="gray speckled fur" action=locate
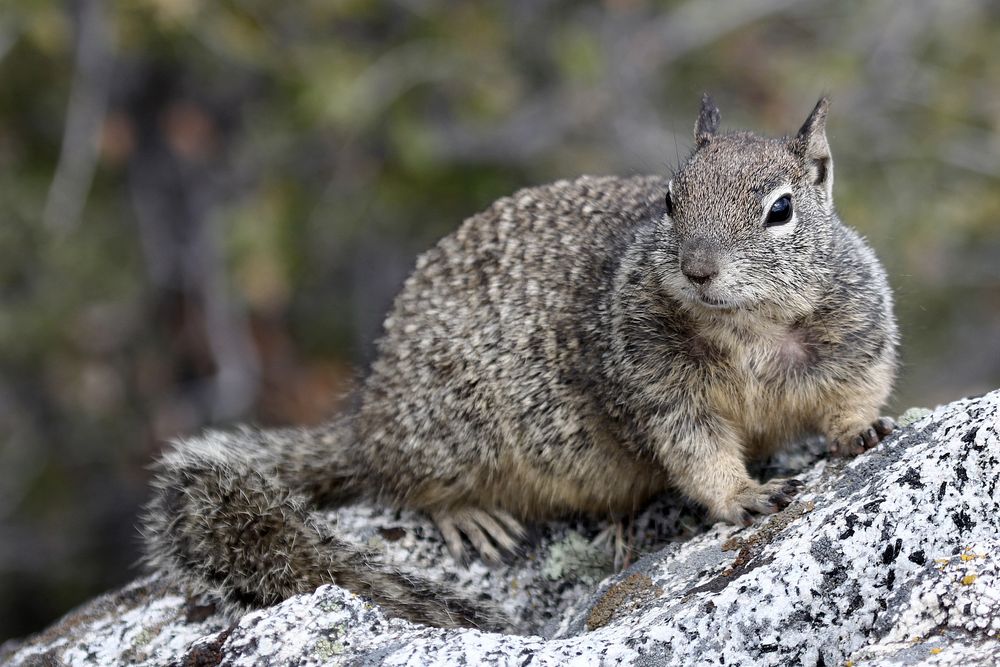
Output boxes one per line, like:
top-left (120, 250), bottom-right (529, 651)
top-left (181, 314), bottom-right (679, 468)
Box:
top-left (141, 97), bottom-right (897, 630)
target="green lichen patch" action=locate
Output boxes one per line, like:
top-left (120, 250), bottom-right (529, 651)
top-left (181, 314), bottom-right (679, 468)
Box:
top-left (898, 407), bottom-right (933, 427)
top-left (314, 635), bottom-right (346, 660)
top-left (541, 532), bottom-right (613, 585)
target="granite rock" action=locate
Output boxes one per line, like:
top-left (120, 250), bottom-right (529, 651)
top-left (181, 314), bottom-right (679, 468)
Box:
top-left (3, 390), bottom-right (999, 666)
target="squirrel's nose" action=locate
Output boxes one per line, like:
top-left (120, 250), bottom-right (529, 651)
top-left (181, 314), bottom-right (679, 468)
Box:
top-left (681, 257), bottom-right (719, 286)
top-left (680, 239), bottom-right (720, 286)
top-left (684, 267), bottom-right (717, 285)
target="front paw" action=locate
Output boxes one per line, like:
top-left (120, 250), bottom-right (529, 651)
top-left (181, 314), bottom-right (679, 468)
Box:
top-left (713, 478), bottom-right (806, 527)
top-left (829, 416), bottom-right (896, 457)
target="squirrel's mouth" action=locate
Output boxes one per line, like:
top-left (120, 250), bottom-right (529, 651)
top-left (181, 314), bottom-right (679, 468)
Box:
top-left (696, 294), bottom-right (740, 311)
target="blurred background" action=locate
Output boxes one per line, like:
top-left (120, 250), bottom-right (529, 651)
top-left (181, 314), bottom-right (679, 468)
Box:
top-left (1, 0), bottom-right (999, 641)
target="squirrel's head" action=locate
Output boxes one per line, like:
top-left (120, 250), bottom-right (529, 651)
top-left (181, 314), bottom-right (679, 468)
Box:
top-left (659, 95), bottom-right (836, 320)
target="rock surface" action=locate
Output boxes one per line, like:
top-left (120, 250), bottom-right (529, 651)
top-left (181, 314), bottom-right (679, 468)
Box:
top-left (3, 390), bottom-right (999, 666)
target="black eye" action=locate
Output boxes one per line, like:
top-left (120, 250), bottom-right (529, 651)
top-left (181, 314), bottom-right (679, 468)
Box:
top-left (765, 195), bottom-right (792, 226)
top-left (664, 191), bottom-right (674, 217)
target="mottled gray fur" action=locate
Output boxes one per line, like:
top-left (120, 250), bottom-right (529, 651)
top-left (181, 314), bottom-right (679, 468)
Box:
top-left (143, 96), bottom-right (898, 631)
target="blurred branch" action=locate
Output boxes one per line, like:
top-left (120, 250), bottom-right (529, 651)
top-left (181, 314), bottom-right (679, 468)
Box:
top-left (0, 385), bottom-right (45, 522)
top-left (424, 0), bottom-right (815, 165)
top-left (128, 126), bottom-right (261, 424)
top-left (42, 0), bottom-right (114, 232)
top-left (429, 88), bottom-right (591, 163)
top-left (619, 0), bottom-right (808, 80)
top-left (942, 135), bottom-right (1000, 178)
top-left (0, 20), bottom-right (20, 64)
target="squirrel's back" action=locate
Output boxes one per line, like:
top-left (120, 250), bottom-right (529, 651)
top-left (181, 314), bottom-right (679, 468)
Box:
top-left (357, 175), bottom-right (674, 519)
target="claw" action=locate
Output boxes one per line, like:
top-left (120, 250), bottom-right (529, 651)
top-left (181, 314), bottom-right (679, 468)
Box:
top-left (717, 476), bottom-right (805, 526)
top-left (782, 479), bottom-right (805, 493)
top-left (833, 416), bottom-right (897, 458)
top-left (433, 513), bottom-right (469, 564)
top-left (768, 492), bottom-right (792, 510)
top-left (874, 417), bottom-right (896, 437)
top-left (432, 508), bottom-right (525, 565)
top-left (459, 517), bottom-right (502, 564)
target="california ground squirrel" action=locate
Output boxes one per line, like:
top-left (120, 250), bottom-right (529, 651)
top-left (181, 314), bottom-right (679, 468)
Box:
top-left (143, 96), bottom-right (898, 631)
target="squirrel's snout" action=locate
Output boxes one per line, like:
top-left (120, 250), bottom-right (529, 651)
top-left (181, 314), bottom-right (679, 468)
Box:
top-left (683, 264), bottom-right (717, 285)
top-left (680, 240), bottom-right (720, 286)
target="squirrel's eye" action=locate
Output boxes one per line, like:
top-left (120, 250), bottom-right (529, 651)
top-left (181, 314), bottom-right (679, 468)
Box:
top-left (664, 191), bottom-right (674, 217)
top-left (765, 195), bottom-right (792, 226)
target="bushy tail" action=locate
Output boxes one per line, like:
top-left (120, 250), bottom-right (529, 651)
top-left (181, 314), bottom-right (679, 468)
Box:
top-left (141, 422), bottom-right (508, 631)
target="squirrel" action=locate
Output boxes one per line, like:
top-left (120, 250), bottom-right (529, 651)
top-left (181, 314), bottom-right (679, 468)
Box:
top-left (142, 95), bottom-right (898, 632)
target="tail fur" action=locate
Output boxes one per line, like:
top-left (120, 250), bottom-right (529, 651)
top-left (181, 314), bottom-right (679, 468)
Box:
top-left (141, 423), bottom-right (508, 631)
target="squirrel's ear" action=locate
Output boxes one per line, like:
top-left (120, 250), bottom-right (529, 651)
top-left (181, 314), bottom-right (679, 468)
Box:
top-left (791, 96), bottom-right (833, 193)
top-left (694, 93), bottom-right (721, 147)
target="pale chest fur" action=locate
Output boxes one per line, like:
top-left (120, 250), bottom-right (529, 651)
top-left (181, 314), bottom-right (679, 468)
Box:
top-left (702, 316), bottom-right (825, 456)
